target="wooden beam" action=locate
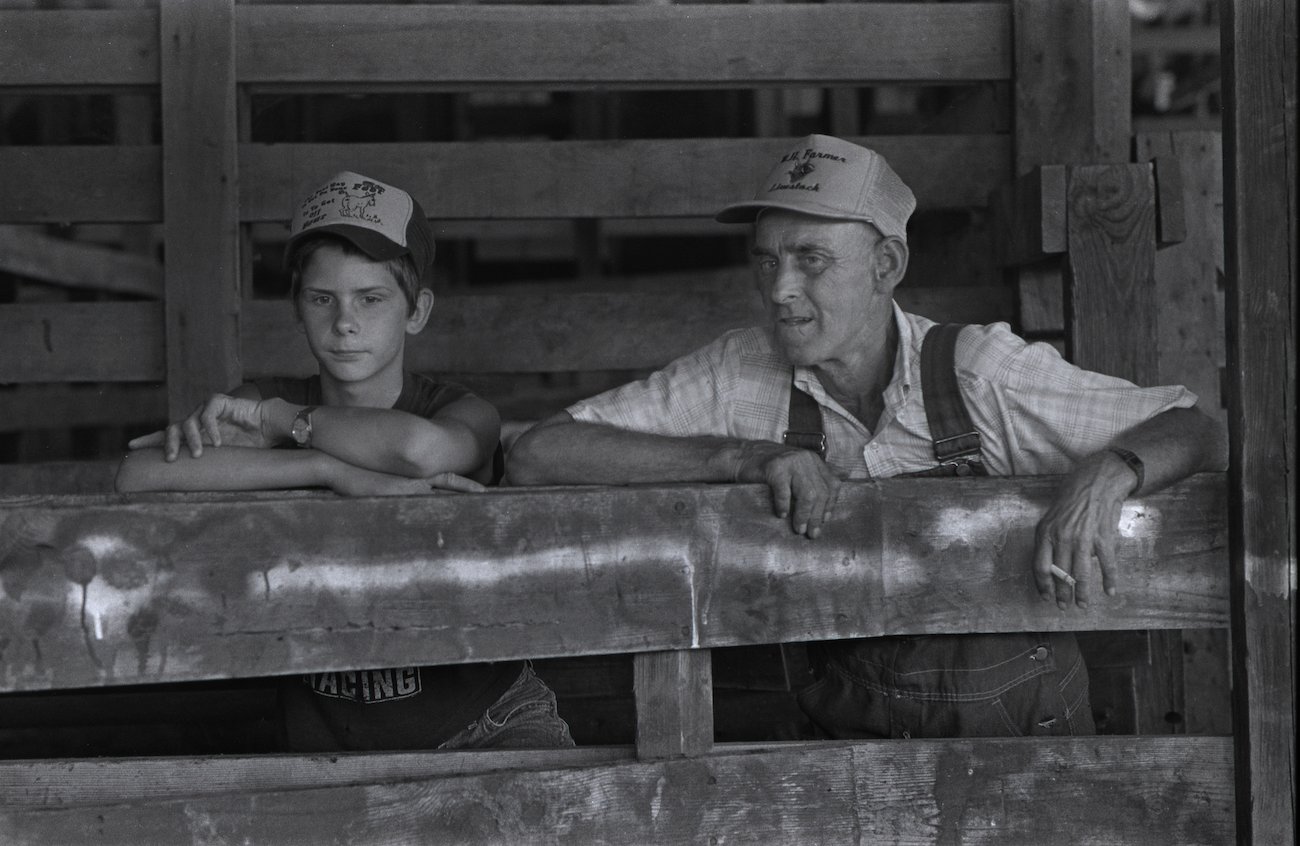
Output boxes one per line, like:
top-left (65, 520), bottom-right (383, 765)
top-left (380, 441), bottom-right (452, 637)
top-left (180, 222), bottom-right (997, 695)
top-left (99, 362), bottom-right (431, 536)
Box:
top-left (0, 8), bottom-right (158, 88)
top-left (0, 738), bottom-right (1233, 845)
top-left (0, 303), bottom-right (164, 383)
top-left (1, 147), bottom-right (160, 225)
top-left (239, 136), bottom-right (1010, 221)
top-left (237, 3), bottom-right (1011, 87)
top-left (0, 226), bottom-right (163, 298)
top-left (160, 0), bottom-right (242, 418)
top-left (991, 164), bottom-right (1067, 266)
top-left (0, 460), bottom-right (121, 497)
top-left (1221, 1), bottom-right (1298, 844)
top-left (0, 385), bottom-right (166, 434)
top-left (1063, 163), bottom-right (1160, 384)
top-left (634, 650), bottom-right (714, 760)
top-left (0, 476), bottom-right (1227, 693)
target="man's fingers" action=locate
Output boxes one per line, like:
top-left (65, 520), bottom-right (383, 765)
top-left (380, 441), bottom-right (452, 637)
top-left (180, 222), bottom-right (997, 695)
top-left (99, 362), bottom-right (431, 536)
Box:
top-left (128, 431), bottom-right (165, 450)
top-left (1032, 534), bottom-right (1057, 601)
top-left (164, 423), bottom-right (183, 462)
top-left (769, 475), bottom-right (793, 521)
top-left (199, 397), bottom-right (227, 449)
top-left (427, 472), bottom-right (487, 493)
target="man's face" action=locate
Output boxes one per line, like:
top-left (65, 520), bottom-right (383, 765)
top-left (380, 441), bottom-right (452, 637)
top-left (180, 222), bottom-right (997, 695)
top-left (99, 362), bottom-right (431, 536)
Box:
top-left (752, 210), bottom-right (894, 368)
top-left (296, 244), bottom-right (424, 389)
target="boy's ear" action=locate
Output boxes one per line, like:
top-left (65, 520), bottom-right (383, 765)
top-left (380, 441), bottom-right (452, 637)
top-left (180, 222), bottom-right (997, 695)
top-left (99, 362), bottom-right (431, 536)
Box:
top-left (406, 288), bottom-right (435, 335)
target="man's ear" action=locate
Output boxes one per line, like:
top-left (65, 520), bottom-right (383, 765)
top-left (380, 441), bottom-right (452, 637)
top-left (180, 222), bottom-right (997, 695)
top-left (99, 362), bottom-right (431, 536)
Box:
top-left (406, 287), bottom-right (435, 335)
top-left (873, 236), bottom-right (909, 293)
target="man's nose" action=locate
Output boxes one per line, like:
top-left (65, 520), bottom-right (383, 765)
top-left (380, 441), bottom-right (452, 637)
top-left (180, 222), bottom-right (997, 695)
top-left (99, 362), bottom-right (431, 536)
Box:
top-left (768, 261), bottom-right (801, 304)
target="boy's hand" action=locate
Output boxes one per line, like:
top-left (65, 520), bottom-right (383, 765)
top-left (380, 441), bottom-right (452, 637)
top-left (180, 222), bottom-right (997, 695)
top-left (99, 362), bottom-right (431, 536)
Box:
top-left (128, 394), bottom-right (280, 461)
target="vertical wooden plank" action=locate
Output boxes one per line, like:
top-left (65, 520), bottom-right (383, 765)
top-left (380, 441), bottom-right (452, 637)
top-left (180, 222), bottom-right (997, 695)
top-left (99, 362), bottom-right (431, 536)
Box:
top-left (1135, 131), bottom-right (1227, 430)
top-left (634, 650), bottom-right (713, 760)
top-left (1012, 0), bottom-right (1131, 174)
top-left (1064, 163), bottom-right (1159, 385)
top-left (160, 0), bottom-right (241, 417)
top-left (1221, 1), bottom-right (1297, 844)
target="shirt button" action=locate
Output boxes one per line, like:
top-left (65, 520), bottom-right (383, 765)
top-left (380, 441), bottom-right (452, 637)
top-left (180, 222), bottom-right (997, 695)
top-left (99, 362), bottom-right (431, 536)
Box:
top-left (1033, 647), bottom-right (1049, 661)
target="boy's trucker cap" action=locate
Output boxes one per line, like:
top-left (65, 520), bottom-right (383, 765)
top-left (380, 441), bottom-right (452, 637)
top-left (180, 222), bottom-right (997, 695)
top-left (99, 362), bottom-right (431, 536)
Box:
top-left (287, 171), bottom-right (434, 280)
top-left (715, 134), bottom-right (915, 239)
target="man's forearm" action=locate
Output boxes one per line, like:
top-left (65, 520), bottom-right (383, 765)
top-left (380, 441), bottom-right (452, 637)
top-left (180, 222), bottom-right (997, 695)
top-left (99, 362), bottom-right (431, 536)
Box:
top-left (1104, 405), bottom-right (1228, 496)
top-left (506, 414), bottom-right (743, 486)
top-left (115, 445), bottom-right (330, 493)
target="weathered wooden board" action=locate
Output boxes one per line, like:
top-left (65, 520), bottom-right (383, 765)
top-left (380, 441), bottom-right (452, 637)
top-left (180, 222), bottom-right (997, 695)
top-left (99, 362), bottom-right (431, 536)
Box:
top-left (0, 737), bottom-right (1233, 845)
top-left (0, 8), bottom-right (158, 88)
top-left (0, 226), bottom-right (163, 298)
top-left (238, 3), bottom-right (1010, 87)
top-left (0, 385), bottom-right (166, 434)
top-left (0, 476), bottom-right (1227, 693)
top-left (0, 460), bottom-right (121, 497)
top-left (0, 302), bottom-right (164, 383)
top-left (634, 649), bottom-right (713, 760)
top-left (240, 136), bottom-right (1010, 221)
top-left (3, 147), bottom-right (160, 225)
top-left (160, 0), bottom-right (243, 419)
top-left (1221, 1), bottom-right (1298, 843)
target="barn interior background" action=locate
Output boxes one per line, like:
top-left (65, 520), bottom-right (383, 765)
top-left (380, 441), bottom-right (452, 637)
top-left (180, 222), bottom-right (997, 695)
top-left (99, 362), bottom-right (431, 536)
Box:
top-left (0, 0), bottom-right (1236, 758)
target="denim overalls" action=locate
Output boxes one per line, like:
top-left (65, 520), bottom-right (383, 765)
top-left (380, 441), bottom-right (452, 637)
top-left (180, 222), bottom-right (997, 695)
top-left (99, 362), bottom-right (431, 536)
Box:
top-left (785, 324), bottom-right (1095, 739)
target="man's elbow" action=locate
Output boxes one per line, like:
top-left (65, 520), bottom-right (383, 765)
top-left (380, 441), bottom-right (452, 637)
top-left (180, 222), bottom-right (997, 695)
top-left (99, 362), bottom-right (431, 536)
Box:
top-left (503, 426), bottom-right (549, 486)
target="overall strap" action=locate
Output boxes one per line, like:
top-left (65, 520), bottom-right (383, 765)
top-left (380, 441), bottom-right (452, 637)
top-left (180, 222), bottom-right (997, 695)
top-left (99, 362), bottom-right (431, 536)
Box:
top-left (909, 323), bottom-right (988, 477)
top-left (783, 382), bottom-right (827, 459)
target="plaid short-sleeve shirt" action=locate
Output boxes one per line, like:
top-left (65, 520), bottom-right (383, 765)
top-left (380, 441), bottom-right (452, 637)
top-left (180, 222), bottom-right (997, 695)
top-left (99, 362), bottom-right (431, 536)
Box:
top-left (567, 303), bottom-right (1196, 479)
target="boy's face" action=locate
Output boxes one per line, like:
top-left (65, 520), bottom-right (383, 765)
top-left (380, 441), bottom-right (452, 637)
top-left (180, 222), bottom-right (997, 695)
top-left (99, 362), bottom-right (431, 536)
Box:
top-left (296, 244), bottom-right (432, 391)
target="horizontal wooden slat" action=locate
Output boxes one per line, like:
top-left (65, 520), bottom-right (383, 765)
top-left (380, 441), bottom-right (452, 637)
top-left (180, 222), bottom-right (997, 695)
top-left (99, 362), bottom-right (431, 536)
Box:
top-left (240, 137), bottom-right (1010, 220)
top-left (242, 283), bottom-right (1014, 377)
top-left (0, 475), bottom-right (1227, 693)
top-left (0, 302), bottom-right (164, 383)
top-left (0, 9), bottom-right (158, 88)
top-left (1, 147), bottom-right (160, 225)
top-left (0, 738), bottom-right (1233, 845)
top-left (7, 137), bottom-right (1007, 226)
top-left (0, 283), bottom-right (1011, 384)
top-left (0, 226), bottom-right (163, 298)
top-left (0, 385), bottom-right (166, 433)
top-left (0, 460), bottom-right (123, 497)
top-left (238, 4), bottom-right (1011, 87)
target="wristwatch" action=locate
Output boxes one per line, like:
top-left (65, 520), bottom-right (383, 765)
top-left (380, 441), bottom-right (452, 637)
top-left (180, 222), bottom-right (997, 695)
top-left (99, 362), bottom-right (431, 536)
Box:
top-left (291, 405), bottom-right (319, 448)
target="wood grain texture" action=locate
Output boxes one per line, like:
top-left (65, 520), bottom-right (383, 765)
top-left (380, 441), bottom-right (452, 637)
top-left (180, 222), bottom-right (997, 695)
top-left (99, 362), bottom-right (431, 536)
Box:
top-left (1064, 163), bottom-right (1160, 384)
top-left (160, 0), bottom-right (242, 418)
top-left (0, 8), bottom-right (158, 87)
top-left (0, 460), bottom-right (121, 497)
top-left (239, 136), bottom-right (1010, 221)
top-left (634, 650), bottom-right (714, 759)
top-left (1135, 131), bottom-right (1226, 430)
top-left (992, 165), bottom-right (1067, 265)
top-left (2, 147), bottom-right (160, 225)
top-left (0, 302), bottom-right (164, 383)
top-left (0, 475), bottom-right (1227, 694)
top-left (0, 385), bottom-right (166, 434)
top-left (0, 225), bottom-right (163, 298)
top-left (1221, 1), bottom-right (1298, 843)
top-left (0, 737), bottom-right (1233, 845)
top-left (237, 3), bottom-right (1010, 86)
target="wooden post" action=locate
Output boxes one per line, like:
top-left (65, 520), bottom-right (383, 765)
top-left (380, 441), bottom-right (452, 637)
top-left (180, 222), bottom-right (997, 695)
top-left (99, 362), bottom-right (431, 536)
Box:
top-left (634, 650), bottom-right (714, 760)
top-left (160, 0), bottom-right (242, 418)
top-left (1221, 1), bottom-right (1297, 844)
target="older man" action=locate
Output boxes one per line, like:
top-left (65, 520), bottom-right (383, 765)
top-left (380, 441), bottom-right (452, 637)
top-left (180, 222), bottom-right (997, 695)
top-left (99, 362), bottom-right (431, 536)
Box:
top-left (508, 135), bottom-right (1225, 739)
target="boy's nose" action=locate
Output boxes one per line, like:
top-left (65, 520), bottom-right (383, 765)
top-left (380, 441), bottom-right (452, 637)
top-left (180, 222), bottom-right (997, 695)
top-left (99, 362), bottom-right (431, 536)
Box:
top-left (333, 306), bottom-right (359, 334)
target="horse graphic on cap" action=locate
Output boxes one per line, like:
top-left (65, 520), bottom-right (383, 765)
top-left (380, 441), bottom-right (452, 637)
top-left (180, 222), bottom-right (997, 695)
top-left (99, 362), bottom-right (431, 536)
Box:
top-left (787, 160), bottom-right (815, 183)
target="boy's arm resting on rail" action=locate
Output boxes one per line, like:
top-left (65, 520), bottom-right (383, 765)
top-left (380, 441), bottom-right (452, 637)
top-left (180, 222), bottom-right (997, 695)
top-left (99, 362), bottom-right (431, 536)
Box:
top-left (114, 444), bottom-right (484, 495)
top-left (129, 388), bottom-right (501, 484)
top-left (506, 411), bottom-right (842, 538)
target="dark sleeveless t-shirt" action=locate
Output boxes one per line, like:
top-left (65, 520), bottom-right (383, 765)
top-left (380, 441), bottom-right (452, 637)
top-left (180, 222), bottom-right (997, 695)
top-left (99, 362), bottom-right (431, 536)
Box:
top-left (257, 371), bottom-right (519, 751)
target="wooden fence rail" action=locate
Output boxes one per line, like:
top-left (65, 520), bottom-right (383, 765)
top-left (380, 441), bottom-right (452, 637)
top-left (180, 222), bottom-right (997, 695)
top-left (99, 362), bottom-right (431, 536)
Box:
top-left (1, 474), bottom-right (1226, 694)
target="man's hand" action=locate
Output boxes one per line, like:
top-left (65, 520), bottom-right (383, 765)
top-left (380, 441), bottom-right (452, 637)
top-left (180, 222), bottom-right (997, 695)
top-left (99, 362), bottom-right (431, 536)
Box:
top-left (1033, 450), bottom-right (1139, 610)
top-left (730, 442), bottom-right (843, 539)
top-left (128, 394), bottom-right (281, 461)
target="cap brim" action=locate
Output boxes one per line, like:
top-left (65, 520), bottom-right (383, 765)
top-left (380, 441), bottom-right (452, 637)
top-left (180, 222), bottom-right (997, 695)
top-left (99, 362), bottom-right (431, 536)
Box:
top-left (714, 200), bottom-right (877, 225)
top-left (286, 223), bottom-right (408, 262)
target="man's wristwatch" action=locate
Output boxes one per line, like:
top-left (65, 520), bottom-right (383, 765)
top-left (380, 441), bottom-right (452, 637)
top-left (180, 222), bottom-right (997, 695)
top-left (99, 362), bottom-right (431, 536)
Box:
top-left (291, 405), bottom-right (319, 448)
top-left (1107, 447), bottom-right (1144, 496)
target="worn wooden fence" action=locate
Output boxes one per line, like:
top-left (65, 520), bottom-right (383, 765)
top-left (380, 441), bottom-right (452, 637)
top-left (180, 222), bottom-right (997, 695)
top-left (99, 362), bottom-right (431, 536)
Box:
top-left (1, 1), bottom-right (1293, 843)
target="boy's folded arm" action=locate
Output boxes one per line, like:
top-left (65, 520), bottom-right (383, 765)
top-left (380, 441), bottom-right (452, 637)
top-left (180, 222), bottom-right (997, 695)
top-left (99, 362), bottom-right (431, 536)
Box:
top-left (115, 444), bottom-right (331, 493)
top-left (304, 396), bottom-right (501, 480)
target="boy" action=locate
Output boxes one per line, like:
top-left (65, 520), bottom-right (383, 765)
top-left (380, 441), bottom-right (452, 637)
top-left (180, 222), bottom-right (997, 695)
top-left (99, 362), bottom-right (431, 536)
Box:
top-left (117, 172), bottom-right (572, 752)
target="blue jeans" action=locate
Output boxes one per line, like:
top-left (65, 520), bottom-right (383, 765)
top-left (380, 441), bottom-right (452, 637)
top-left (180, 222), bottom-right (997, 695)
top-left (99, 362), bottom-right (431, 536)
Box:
top-left (797, 633), bottom-right (1095, 739)
top-left (438, 664), bottom-right (575, 750)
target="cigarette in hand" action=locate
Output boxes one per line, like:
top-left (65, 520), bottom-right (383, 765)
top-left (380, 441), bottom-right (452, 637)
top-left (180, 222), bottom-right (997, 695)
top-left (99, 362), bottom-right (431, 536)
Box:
top-left (1050, 564), bottom-right (1076, 587)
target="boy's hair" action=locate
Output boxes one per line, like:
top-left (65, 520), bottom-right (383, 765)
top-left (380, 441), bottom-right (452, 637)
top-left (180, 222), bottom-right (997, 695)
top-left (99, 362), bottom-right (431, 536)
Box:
top-left (285, 233), bottom-right (425, 318)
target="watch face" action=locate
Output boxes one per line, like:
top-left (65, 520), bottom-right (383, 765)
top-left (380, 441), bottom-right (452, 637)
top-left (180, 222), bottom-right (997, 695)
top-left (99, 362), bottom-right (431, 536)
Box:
top-left (292, 417), bottom-right (309, 445)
